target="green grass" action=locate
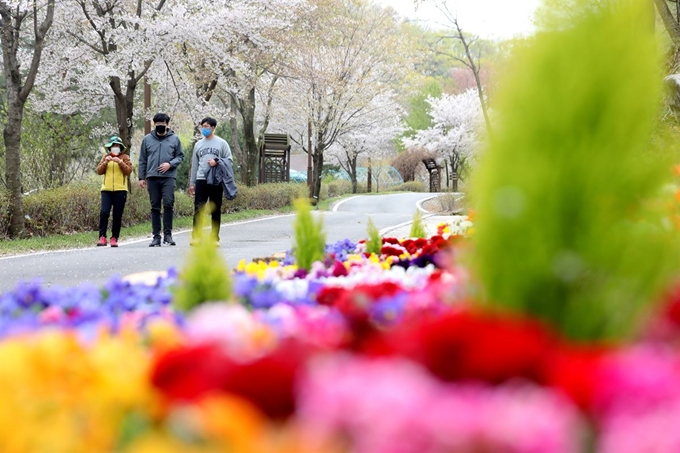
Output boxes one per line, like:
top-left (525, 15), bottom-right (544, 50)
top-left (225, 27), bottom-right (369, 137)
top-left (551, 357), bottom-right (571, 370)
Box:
top-left (0, 209), bottom-right (287, 256)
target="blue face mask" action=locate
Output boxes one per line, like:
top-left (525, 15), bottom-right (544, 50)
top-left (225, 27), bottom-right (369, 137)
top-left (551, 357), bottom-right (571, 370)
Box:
top-left (201, 127), bottom-right (212, 137)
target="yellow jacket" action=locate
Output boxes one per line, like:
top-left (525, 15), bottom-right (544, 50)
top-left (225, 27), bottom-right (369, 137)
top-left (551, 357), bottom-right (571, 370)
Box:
top-left (97, 153), bottom-right (133, 191)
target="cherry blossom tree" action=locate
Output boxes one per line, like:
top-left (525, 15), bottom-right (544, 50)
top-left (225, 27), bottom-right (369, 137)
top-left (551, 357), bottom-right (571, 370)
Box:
top-left (0, 0), bottom-right (55, 238)
top-left (402, 88), bottom-right (483, 189)
top-left (271, 0), bottom-right (413, 199)
top-left (34, 0), bottom-right (178, 151)
top-left (149, 0), bottom-right (308, 186)
top-left (327, 93), bottom-right (404, 193)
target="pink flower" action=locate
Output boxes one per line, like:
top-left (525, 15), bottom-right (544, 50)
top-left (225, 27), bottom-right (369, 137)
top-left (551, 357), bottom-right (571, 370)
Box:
top-left (598, 402), bottom-right (680, 453)
top-left (593, 346), bottom-right (680, 417)
top-left (38, 305), bottom-right (65, 323)
top-left (297, 355), bottom-right (584, 453)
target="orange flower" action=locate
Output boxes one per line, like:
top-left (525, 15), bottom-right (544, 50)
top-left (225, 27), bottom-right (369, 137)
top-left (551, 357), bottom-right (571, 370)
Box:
top-left (673, 164), bottom-right (680, 176)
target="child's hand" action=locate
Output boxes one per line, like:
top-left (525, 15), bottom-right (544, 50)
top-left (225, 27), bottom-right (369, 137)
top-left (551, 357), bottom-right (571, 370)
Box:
top-left (105, 156), bottom-right (112, 161)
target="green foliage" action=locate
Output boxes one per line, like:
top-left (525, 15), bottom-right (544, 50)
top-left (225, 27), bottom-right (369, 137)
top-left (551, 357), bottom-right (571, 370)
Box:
top-left (409, 210), bottom-right (427, 239)
top-left (392, 181), bottom-right (427, 192)
top-left (173, 203), bottom-right (232, 312)
top-left (292, 197), bottom-right (326, 270)
top-left (0, 181), bottom-right (306, 240)
top-left (398, 78), bottom-right (443, 150)
top-left (16, 108), bottom-right (101, 191)
top-left (229, 183), bottom-right (309, 211)
top-left (470, 0), bottom-right (679, 341)
top-left (174, 137), bottom-right (195, 191)
top-left (365, 217), bottom-right (382, 255)
top-left (321, 179), bottom-right (363, 198)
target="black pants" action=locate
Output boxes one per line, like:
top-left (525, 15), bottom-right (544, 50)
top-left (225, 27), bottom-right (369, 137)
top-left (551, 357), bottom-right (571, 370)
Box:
top-left (193, 180), bottom-right (223, 241)
top-left (147, 177), bottom-right (176, 238)
top-left (99, 190), bottom-right (127, 239)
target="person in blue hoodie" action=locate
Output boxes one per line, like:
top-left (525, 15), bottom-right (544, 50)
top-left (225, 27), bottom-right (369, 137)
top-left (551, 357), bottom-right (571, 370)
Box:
top-left (138, 113), bottom-right (185, 247)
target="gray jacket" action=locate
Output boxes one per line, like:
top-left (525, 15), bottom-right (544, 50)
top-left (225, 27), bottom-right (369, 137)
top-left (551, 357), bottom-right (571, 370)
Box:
top-left (138, 130), bottom-right (184, 180)
top-left (206, 157), bottom-right (238, 200)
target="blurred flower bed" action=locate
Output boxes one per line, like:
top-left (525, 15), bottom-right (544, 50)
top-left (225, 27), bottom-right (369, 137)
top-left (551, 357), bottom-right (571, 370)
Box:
top-left (2, 217), bottom-right (680, 453)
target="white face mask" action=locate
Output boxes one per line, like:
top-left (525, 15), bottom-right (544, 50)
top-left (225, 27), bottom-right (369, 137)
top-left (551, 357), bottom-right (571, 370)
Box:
top-left (110, 147), bottom-right (121, 156)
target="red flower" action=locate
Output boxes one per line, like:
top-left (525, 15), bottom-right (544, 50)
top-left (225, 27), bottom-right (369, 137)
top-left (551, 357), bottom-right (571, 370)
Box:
top-left (381, 244), bottom-right (405, 257)
top-left (663, 283), bottom-right (680, 326)
top-left (150, 342), bottom-right (233, 401)
top-left (541, 344), bottom-right (609, 410)
top-left (331, 260), bottom-right (348, 277)
top-left (378, 308), bottom-right (557, 385)
top-left (217, 342), bottom-right (304, 419)
top-left (150, 341), bottom-right (308, 419)
top-left (315, 286), bottom-right (347, 306)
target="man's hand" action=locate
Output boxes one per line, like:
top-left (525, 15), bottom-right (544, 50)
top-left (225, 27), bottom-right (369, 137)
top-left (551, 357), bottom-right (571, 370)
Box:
top-left (139, 180), bottom-right (146, 189)
top-left (158, 162), bottom-right (171, 174)
top-left (208, 159), bottom-right (217, 167)
top-left (188, 185), bottom-right (195, 197)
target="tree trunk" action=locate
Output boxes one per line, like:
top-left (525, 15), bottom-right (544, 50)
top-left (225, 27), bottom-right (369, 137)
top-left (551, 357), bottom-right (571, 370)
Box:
top-left (350, 155), bottom-right (358, 194)
top-left (239, 88), bottom-right (259, 186)
top-left (110, 75), bottom-right (138, 152)
top-left (312, 146), bottom-right (324, 200)
top-left (4, 93), bottom-right (26, 238)
top-left (0, 0), bottom-right (55, 238)
top-left (367, 158), bottom-right (372, 193)
top-left (454, 20), bottom-right (494, 138)
top-left (655, 0), bottom-right (680, 46)
top-left (229, 96), bottom-right (245, 184)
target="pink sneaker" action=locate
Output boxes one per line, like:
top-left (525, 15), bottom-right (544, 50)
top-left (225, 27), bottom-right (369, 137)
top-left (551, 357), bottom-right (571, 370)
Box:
top-left (110, 237), bottom-right (118, 247)
top-left (97, 236), bottom-right (107, 246)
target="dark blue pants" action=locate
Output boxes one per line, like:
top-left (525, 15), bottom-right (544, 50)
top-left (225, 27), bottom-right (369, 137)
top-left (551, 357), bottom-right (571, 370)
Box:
top-left (192, 180), bottom-right (223, 241)
top-left (147, 177), bottom-right (175, 238)
top-left (99, 191), bottom-right (127, 239)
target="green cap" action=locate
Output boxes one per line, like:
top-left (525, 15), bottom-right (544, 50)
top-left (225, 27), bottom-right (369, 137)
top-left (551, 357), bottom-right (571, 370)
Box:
top-left (104, 136), bottom-right (126, 150)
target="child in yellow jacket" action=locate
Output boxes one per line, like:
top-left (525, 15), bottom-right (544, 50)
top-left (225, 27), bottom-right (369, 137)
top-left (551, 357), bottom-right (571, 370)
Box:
top-left (96, 136), bottom-right (133, 247)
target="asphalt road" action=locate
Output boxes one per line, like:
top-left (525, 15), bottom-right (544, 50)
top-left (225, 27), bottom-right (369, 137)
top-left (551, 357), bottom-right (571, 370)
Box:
top-left (0, 192), bottom-right (437, 294)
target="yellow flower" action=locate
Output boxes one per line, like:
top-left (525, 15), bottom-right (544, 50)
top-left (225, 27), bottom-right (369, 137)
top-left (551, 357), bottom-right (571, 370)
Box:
top-left (0, 330), bottom-right (156, 453)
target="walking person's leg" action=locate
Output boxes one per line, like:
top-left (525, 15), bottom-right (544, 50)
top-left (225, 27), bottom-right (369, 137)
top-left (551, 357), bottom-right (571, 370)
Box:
top-left (147, 178), bottom-right (162, 246)
top-left (98, 191), bottom-right (113, 245)
top-left (110, 191), bottom-right (127, 242)
top-left (208, 184), bottom-right (223, 242)
top-left (192, 180), bottom-right (209, 241)
top-left (161, 178), bottom-right (176, 244)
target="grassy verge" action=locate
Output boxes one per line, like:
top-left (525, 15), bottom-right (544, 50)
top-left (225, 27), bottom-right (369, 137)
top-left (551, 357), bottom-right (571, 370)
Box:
top-left (0, 209), bottom-right (291, 256)
top-left (0, 193), bottom-right (364, 257)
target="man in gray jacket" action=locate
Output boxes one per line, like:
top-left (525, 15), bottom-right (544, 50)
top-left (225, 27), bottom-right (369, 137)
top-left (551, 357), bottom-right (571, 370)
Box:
top-left (138, 113), bottom-right (185, 247)
top-left (188, 117), bottom-right (232, 245)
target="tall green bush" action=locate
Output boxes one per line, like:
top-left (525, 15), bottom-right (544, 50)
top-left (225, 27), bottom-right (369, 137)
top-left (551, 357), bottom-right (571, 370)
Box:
top-left (470, 0), bottom-right (680, 341)
top-left (409, 210), bottom-right (427, 239)
top-left (292, 197), bottom-right (326, 270)
top-left (173, 203), bottom-right (232, 311)
top-left (365, 217), bottom-right (382, 255)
